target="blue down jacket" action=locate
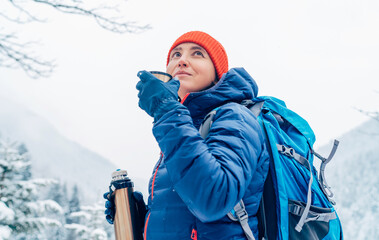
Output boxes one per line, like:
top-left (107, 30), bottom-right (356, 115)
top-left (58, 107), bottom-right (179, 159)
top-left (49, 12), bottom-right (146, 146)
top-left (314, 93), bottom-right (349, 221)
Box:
top-left (145, 68), bottom-right (269, 240)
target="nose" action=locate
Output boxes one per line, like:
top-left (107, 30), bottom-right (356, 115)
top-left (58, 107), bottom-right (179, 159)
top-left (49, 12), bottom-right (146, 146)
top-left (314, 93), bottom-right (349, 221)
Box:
top-left (178, 55), bottom-right (188, 67)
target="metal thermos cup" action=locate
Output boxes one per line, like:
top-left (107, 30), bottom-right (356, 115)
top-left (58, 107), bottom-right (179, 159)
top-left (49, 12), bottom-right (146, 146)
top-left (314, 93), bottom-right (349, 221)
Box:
top-left (150, 71), bottom-right (172, 82)
top-left (111, 170), bottom-right (143, 240)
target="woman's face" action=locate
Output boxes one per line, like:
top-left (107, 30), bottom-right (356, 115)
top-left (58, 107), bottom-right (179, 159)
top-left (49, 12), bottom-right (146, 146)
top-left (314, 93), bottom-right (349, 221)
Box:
top-left (166, 43), bottom-right (216, 99)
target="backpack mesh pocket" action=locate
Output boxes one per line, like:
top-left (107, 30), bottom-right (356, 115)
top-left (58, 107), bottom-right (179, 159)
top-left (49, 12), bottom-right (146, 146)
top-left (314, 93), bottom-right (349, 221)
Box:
top-left (288, 199), bottom-right (338, 240)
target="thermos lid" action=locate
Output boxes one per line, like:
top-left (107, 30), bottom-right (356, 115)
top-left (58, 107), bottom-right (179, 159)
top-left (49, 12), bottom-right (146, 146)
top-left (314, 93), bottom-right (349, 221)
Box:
top-left (111, 169), bottom-right (128, 182)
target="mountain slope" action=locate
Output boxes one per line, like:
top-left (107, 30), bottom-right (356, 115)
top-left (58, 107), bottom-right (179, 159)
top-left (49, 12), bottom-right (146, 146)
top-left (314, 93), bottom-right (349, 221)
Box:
top-left (0, 96), bottom-right (117, 204)
top-left (317, 119), bottom-right (379, 239)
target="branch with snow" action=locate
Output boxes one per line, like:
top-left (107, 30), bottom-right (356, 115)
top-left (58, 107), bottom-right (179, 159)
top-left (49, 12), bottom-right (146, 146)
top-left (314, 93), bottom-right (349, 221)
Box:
top-left (27, 199), bottom-right (64, 215)
top-left (13, 217), bottom-right (62, 232)
top-left (0, 201), bottom-right (15, 223)
top-left (0, 225), bottom-right (12, 240)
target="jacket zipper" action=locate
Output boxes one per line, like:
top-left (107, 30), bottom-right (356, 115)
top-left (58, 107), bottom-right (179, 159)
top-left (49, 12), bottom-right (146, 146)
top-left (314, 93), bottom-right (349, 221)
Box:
top-left (144, 213), bottom-right (151, 240)
top-left (191, 228), bottom-right (198, 240)
top-left (151, 152), bottom-right (163, 200)
top-left (144, 153), bottom-right (164, 240)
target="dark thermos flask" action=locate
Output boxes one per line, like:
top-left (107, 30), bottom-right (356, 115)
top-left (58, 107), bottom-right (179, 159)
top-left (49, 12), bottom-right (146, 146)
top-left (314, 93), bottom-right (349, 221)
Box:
top-left (111, 170), bottom-right (143, 240)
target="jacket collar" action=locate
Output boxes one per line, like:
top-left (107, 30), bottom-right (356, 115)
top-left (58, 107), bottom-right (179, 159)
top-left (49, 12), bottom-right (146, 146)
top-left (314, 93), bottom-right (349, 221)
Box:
top-left (182, 68), bottom-right (259, 121)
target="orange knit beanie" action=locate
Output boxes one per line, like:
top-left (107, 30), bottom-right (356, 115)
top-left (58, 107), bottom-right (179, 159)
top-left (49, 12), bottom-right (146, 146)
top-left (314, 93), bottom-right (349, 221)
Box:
top-left (167, 31), bottom-right (229, 80)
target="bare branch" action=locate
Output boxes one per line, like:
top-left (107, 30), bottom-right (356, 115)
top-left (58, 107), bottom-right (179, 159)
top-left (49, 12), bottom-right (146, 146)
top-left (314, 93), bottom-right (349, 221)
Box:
top-left (0, 33), bottom-right (55, 79)
top-left (0, 12), bottom-right (44, 24)
top-left (4, 0), bottom-right (46, 23)
top-left (33, 0), bottom-right (151, 33)
top-left (354, 107), bottom-right (379, 122)
top-left (0, 0), bottom-right (151, 78)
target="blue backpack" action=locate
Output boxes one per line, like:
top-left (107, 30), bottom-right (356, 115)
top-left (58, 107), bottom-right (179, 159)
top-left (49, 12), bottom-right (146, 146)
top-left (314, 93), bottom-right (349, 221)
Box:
top-left (199, 96), bottom-right (343, 240)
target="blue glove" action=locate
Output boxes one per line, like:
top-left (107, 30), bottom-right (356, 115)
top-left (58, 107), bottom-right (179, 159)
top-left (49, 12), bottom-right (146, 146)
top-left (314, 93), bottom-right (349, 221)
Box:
top-left (133, 191), bottom-right (148, 232)
top-left (103, 191), bottom-right (115, 224)
top-left (136, 70), bottom-right (181, 122)
top-left (103, 191), bottom-right (147, 226)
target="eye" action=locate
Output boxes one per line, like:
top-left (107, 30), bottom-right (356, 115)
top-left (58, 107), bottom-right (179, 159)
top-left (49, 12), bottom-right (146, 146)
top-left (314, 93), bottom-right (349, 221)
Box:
top-left (171, 52), bottom-right (181, 59)
top-left (194, 51), bottom-right (204, 57)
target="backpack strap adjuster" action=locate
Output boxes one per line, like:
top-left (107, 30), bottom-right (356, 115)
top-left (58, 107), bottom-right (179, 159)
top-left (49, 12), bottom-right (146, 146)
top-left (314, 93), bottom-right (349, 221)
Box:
top-left (235, 202), bottom-right (249, 222)
top-left (277, 144), bottom-right (310, 171)
top-left (227, 200), bottom-right (256, 240)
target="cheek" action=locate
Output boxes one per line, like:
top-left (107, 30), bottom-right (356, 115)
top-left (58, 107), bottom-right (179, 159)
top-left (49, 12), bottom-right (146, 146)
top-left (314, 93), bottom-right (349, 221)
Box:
top-left (199, 65), bottom-right (216, 85)
top-left (166, 61), bottom-right (175, 75)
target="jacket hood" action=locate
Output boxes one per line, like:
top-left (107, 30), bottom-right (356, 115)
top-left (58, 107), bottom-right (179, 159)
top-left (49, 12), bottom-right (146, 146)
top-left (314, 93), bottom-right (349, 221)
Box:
top-left (182, 67), bottom-right (258, 120)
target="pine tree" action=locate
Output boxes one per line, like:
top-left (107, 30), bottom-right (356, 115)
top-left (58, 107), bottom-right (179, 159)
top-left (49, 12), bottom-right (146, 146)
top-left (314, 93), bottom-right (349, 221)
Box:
top-left (47, 181), bottom-right (70, 239)
top-left (49, 181), bottom-right (69, 211)
top-left (69, 185), bottom-right (81, 213)
top-left (65, 202), bottom-right (110, 240)
top-left (67, 184), bottom-right (81, 225)
top-left (0, 138), bottom-right (64, 239)
top-left (0, 201), bottom-right (14, 240)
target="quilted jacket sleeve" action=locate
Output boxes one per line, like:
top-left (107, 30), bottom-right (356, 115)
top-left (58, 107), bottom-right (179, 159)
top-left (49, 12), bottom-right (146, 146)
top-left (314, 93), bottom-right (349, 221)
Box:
top-left (152, 102), bottom-right (266, 222)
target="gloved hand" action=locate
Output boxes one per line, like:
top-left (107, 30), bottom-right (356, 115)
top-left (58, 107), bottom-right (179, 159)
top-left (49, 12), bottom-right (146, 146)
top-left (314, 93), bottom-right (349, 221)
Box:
top-left (132, 191), bottom-right (148, 231)
top-left (136, 70), bottom-right (181, 122)
top-left (103, 191), bottom-right (115, 224)
top-left (103, 191), bottom-right (147, 226)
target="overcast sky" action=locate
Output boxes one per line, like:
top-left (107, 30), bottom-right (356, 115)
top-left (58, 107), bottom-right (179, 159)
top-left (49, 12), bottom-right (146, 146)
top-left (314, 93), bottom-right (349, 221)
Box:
top-left (1, 0), bottom-right (378, 179)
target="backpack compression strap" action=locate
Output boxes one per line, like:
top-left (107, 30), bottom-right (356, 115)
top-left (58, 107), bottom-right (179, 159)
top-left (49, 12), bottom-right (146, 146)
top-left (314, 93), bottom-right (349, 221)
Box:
top-left (276, 144), bottom-right (314, 232)
top-left (313, 140), bottom-right (340, 205)
top-left (289, 200), bottom-right (338, 224)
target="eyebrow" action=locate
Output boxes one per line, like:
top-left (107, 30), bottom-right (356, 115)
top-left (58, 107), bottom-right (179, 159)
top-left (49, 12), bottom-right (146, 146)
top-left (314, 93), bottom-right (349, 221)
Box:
top-left (190, 46), bottom-right (205, 51)
top-left (171, 45), bottom-right (206, 52)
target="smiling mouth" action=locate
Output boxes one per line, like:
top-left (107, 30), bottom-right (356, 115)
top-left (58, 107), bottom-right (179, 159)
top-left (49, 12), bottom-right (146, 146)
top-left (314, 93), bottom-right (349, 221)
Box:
top-left (174, 72), bottom-right (191, 78)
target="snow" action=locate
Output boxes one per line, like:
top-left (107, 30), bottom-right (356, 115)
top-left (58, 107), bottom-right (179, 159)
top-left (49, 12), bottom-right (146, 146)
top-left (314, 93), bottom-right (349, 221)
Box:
top-left (0, 96), bottom-right (122, 204)
top-left (27, 200), bottom-right (64, 215)
top-left (0, 202), bottom-right (14, 222)
top-left (64, 223), bottom-right (90, 237)
top-left (22, 217), bottom-right (62, 228)
top-left (91, 228), bottom-right (108, 240)
top-left (70, 211), bottom-right (91, 220)
top-left (0, 226), bottom-right (11, 240)
top-left (318, 119), bottom-right (379, 239)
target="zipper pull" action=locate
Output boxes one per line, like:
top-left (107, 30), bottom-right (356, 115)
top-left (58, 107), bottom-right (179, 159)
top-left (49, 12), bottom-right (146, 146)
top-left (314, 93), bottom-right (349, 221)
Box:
top-left (191, 229), bottom-right (197, 240)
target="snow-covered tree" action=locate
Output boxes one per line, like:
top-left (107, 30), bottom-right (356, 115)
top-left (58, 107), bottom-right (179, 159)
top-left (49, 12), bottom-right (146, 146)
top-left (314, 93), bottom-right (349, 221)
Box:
top-left (65, 202), bottom-right (111, 240)
top-left (0, 138), bottom-right (64, 239)
top-left (66, 184), bottom-right (81, 227)
top-left (0, 201), bottom-right (14, 240)
top-left (48, 181), bottom-right (69, 214)
top-left (69, 184), bottom-right (80, 214)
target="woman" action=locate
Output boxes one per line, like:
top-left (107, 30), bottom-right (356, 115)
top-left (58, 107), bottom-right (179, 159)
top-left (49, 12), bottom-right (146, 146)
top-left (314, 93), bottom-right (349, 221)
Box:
top-left (134, 31), bottom-right (269, 239)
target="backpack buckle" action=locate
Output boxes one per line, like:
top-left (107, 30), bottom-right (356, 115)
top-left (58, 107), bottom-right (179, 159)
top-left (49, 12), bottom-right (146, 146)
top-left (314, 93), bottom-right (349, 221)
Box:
top-left (234, 200), bottom-right (249, 221)
top-left (236, 207), bottom-right (249, 221)
top-left (278, 144), bottom-right (295, 158)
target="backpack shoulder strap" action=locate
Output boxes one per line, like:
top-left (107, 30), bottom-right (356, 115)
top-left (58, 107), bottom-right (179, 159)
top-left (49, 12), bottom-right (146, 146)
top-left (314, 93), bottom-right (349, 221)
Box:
top-left (227, 200), bottom-right (256, 240)
top-left (241, 100), bottom-right (264, 118)
top-left (199, 100), bottom-right (264, 138)
top-left (199, 108), bottom-right (218, 139)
